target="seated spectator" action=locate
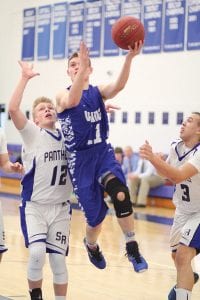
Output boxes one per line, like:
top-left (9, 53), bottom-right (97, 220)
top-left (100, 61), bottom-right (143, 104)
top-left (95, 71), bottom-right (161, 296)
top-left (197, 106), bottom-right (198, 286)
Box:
top-left (123, 146), bottom-right (143, 177)
top-left (114, 147), bottom-right (124, 165)
top-left (127, 159), bottom-right (166, 207)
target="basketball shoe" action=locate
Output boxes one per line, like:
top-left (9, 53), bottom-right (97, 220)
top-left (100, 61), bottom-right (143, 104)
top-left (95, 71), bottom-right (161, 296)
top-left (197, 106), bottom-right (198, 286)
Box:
top-left (126, 241), bottom-right (148, 272)
top-left (83, 238), bottom-right (106, 269)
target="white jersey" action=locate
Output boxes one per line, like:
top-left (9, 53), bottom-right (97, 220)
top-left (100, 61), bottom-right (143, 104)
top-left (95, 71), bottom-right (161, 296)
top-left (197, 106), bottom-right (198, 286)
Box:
top-left (20, 121), bottom-right (73, 205)
top-left (167, 139), bottom-right (200, 214)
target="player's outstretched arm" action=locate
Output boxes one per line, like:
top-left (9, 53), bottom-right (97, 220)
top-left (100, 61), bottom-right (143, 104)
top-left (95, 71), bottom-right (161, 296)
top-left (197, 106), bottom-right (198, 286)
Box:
top-left (56, 41), bottom-right (91, 112)
top-left (8, 61), bottom-right (40, 130)
top-left (99, 41), bottom-right (143, 101)
top-left (139, 141), bottom-right (198, 183)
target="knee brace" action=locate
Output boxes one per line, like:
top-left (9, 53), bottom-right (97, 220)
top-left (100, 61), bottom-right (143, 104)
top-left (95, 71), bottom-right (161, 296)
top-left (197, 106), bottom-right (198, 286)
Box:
top-left (49, 253), bottom-right (68, 284)
top-left (105, 177), bottom-right (133, 218)
top-left (28, 242), bottom-right (46, 281)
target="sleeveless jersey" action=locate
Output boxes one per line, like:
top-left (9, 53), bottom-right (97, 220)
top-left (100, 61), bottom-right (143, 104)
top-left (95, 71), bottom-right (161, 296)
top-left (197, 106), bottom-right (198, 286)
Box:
top-left (20, 121), bottom-right (73, 205)
top-left (167, 139), bottom-right (200, 213)
top-left (57, 85), bottom-right (109, 151)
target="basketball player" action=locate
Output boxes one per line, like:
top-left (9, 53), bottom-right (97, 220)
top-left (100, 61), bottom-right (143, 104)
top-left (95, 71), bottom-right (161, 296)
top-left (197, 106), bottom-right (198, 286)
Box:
top-left (139, 112), bottom-right (200, 300)
top-left (0, 129), bottom-right (23, 263)
top-left (56, 41), bottom-right (148, 272)
top-left (8, 61), bottom-right (73, 300)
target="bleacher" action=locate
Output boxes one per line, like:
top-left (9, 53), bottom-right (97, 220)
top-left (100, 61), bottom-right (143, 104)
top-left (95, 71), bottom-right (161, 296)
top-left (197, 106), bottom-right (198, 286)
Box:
top-left (148, 181), bottom-right (175, 209)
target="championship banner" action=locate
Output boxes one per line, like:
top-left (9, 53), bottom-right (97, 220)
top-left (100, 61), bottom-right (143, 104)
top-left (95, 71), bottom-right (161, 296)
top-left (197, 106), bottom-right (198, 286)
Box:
top-left (68, 1), bottom-right (85, 57)
top-left (103, 0), bottom-right (121, 56)
top-left (122, 0), bottom-right (142, 55)
top-left (122, 0), bottom-right (142, 19)
top-left (37, 5), bottom-right (52, 60)
top-left (85, 0), bottom-right (103, 57)
top-left (163, 0), bottom-right (186, 52)
top-left (53, 2), bottom-right (68, 59)
top-left (187, 0), bottom-right (200, 50)
top-left (143, 0), bottom-right (163, 53)
top-left (22, 8), bottom-right (36, 61)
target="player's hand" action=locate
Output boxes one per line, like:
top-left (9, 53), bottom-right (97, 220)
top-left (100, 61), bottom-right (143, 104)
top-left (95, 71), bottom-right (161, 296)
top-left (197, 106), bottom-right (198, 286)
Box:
top-left (18, 61), bottom-right (40, 80)
top-left (105, 103), bottom-right (120, 113)
top-left (139, 140), bottom-right (154, 160)
top-left (79, 41), bottom-right (90, 72)
top-left (10, 162), bottom-right (24, 174)
top-left (127, 40), bottom-right (143, 58)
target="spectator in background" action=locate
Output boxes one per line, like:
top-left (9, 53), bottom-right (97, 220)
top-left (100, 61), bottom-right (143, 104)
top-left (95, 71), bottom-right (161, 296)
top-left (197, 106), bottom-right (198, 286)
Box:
top-left (114, 147), bottom-right (124, 164)
top-left (127, 159), bottom-right (166, 207)
top-left (123, 146), bottom-right (142, 177)
top-left (122, 146), bottom-right (143, 203)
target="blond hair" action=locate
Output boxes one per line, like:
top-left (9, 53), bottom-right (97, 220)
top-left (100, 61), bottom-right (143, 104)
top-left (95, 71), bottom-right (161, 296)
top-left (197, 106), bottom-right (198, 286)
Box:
top-left (32, 97), bottom-right (55, 120)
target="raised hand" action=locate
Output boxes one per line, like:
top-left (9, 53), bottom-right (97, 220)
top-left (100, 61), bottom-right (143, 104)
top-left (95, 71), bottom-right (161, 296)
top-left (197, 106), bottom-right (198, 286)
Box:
top-left (139, 140), bottom-right (154, 160)
top-left (127, 40), bottom-right (143, 58)
top-left (79, 41), bottom-right (90, 72)
top-left (18, 61), bottom-right (40, 80)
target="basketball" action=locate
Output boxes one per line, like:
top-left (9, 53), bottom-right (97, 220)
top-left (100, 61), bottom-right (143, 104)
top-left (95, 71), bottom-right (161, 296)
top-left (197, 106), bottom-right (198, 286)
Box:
top-left (111, 16), bottom-right (145, 50)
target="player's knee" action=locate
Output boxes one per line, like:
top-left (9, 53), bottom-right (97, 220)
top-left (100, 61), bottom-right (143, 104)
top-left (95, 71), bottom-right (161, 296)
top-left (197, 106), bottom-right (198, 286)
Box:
top-left (28, 242), bottom-right (46, 281)
top-left (116, 191), bottom-right (125, 201)
top-left (49, 253), bottom-right (68, 284)
top-left (105, 177), bottom-right (133, 218)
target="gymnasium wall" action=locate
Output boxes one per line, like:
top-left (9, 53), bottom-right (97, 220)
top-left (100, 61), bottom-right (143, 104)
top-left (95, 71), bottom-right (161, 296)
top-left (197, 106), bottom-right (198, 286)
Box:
top-left (0, 0), bottom-right (199, 153)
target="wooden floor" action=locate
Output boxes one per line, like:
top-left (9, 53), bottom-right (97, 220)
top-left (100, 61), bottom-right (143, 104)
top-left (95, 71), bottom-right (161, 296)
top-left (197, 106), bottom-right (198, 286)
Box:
top-left (1, 196), bottom-right (200, 300)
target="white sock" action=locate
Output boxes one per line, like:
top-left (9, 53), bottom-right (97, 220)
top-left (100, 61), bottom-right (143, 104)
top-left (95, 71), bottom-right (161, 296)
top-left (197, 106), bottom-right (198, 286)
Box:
top-left (124, 231), bottom-right (135, 243)
top-left (176, 288), bottom-right (191, 300)
top-left (55, 296), bottom-right (66, 300)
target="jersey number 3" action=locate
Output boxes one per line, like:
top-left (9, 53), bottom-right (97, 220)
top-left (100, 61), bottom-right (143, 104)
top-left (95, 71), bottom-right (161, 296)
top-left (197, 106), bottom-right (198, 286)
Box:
top-left (180, 184), bottom-right (190, 202)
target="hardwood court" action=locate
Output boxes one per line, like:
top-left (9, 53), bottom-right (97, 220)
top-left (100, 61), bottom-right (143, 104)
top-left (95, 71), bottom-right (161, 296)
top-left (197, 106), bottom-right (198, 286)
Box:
top-left (1, 196), bottom-right (200, 300)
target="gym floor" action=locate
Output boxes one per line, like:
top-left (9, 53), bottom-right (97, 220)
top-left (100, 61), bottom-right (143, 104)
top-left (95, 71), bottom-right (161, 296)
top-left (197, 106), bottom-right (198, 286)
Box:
top-left (1, 195), bottom-right (200, 300)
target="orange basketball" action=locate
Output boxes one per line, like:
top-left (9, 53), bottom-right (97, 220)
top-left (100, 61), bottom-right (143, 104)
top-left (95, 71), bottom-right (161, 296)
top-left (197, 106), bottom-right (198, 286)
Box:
top-left (111, 16), bottom-right (145, 50)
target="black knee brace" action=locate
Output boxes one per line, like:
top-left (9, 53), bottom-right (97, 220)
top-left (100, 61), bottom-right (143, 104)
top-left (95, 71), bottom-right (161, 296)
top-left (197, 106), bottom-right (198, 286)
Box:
top-left (105, 177), bottom-right (133, 218)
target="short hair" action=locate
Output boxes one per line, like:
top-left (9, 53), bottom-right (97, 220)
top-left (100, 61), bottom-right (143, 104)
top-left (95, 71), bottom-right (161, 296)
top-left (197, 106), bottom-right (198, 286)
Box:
top-left (68, 51), bottom-right (91, 67)
top-left (192, 112), bottom-right (200, 126)
top-left (114, 147), bottom-right (123, 154)
top-left (32, 97), bottom-right (55, 120)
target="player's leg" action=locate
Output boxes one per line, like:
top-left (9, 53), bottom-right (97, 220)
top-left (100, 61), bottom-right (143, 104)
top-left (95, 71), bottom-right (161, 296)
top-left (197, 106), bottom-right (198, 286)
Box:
top-left (81, 186), bottom-right (107, 269)
top-left (49, 253), bottom-right (68, 300)
top-left (83, 221), bottom-right (106, 269)
top-left (47, 202), bottom-right (71, 298)
top-left (20, 203), bottom-right (47, 300)
top-left (168, 213), bottom-right (200, 299)
top-left (69, 148), bottom-right (107, 269)
top-left (175, 245), bottom-right (196, 300)
top-left (28, 242), bottom-right (46, 300)
top-left (168, 271), bottom-right (199, 300)
top-left (104, 174), bottom-right (148, 272)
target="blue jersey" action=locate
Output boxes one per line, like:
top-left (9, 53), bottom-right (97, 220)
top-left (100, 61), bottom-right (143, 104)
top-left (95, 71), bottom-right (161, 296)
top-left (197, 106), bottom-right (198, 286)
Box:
top-left (57, 85), bottom-right (109, 151)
